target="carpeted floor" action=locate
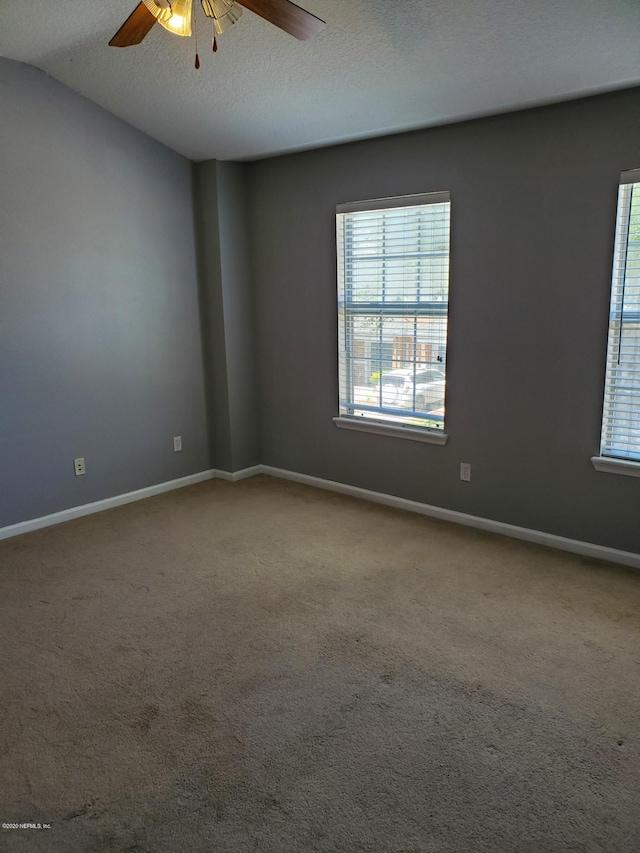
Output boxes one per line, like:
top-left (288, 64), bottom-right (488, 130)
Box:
top-left (1, 475), bottom-right (639, 852)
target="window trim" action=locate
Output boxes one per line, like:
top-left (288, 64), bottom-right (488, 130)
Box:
top-left (591, 456), bottom-right (640, 478)
top-left (597, 170), bottom-right (640, 464)
top-left (336, 191), bottom-right (451, 215)
top-left (333, 416), bottom-right (448, 444)
top-left (620, 168), bottom-right (640, 186)
top-left (336, 191), bottom-right (451, 439)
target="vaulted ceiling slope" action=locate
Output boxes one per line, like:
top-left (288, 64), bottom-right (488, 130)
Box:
top-left (1, 0), bottom-right (639, 161)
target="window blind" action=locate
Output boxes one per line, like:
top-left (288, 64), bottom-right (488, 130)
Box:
top-left (601, 173), bottom-right (640, 461)
top-left (336, 192), bottom-right (451, 430)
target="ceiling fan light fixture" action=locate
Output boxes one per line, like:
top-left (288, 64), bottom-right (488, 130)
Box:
top-left (110, 0), bottom-right (325, 51)
top-left (201, 0), bottom-right (243, 35)
top-left (142, 0), bottom-right (193, 36)
top-left (162, 0), bottom-right (193, 36)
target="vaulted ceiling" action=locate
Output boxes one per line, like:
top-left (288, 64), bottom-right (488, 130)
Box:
top-left (1, 0), bottom-right (639, 161)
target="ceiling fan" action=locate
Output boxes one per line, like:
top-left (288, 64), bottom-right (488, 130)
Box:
top-left (110, 0), bottom-right (326, 53)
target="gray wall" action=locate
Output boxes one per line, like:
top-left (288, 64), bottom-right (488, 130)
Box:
top-left (248, 87), bottom-right (640, 554)
top-left (2, 56), bottom-right (638, 553)
top-left (193, 160), bottom-right (259, 473)
top-left (0, 59), bottom-right (210, 527)
top-left (215, 162), bottom-right (259, 472)
top-left (192, 161), bottom-right (231, 471)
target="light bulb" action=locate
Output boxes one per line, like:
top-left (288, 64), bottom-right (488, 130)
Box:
top-left (166, 14), bottom-right (185, 33)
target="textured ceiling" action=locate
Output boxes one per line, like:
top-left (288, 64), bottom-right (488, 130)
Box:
top-left (1, 0), bottom-right (639, 161)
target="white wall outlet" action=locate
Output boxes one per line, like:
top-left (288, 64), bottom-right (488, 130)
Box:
top-left (460, 462), bottom-right (471, 482)
top-left (74, 457), bottom-right (86, 476)
top-left (173, 436), bottom-right (182, 452)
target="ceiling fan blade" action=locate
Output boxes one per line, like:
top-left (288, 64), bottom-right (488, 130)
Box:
top-left (109, 3), bottom-right (157, 47)
top-left (236, 0), bottom-right (325, 40)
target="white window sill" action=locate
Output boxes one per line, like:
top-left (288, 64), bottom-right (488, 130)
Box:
top-left (333, 416), bottom-right (448, 445)
top-left (591, 456), bottom-right (640, 478)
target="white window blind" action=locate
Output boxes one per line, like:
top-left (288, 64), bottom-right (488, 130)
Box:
top-left (337, 192), bottom-right (451, 431)
top-left (600, 171), bottom-right (640, 461)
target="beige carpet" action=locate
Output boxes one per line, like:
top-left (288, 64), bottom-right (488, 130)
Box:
top-left (1, 475), bottom-right (639, 852)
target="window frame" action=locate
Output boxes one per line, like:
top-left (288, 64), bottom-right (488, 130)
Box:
top-left (592, 168), bottom-right (640, 478)
top-left (334, 191), bottom-right (451, 444)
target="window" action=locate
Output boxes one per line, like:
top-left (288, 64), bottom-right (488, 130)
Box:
top-left (336, 192), bottom-right (451, 440)
top-left (598, 170), bottom-right (640, 467)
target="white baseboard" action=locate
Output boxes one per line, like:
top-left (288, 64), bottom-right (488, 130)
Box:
top-left (259, 465), bottom-right (640, 571)
top-left (0, 470), bottom-right (216, 541)
top-left (2, 462), bottom-right (638, 571)
top-left (213, 465), bottom-right (263, 482)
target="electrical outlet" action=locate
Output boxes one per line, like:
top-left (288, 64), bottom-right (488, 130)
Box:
top-left (460, 462), bottom-right (471, 482)
top-left (173, 436), bottom-right (182, 452)
top-left (74, 457), bottom-right (86, 476)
